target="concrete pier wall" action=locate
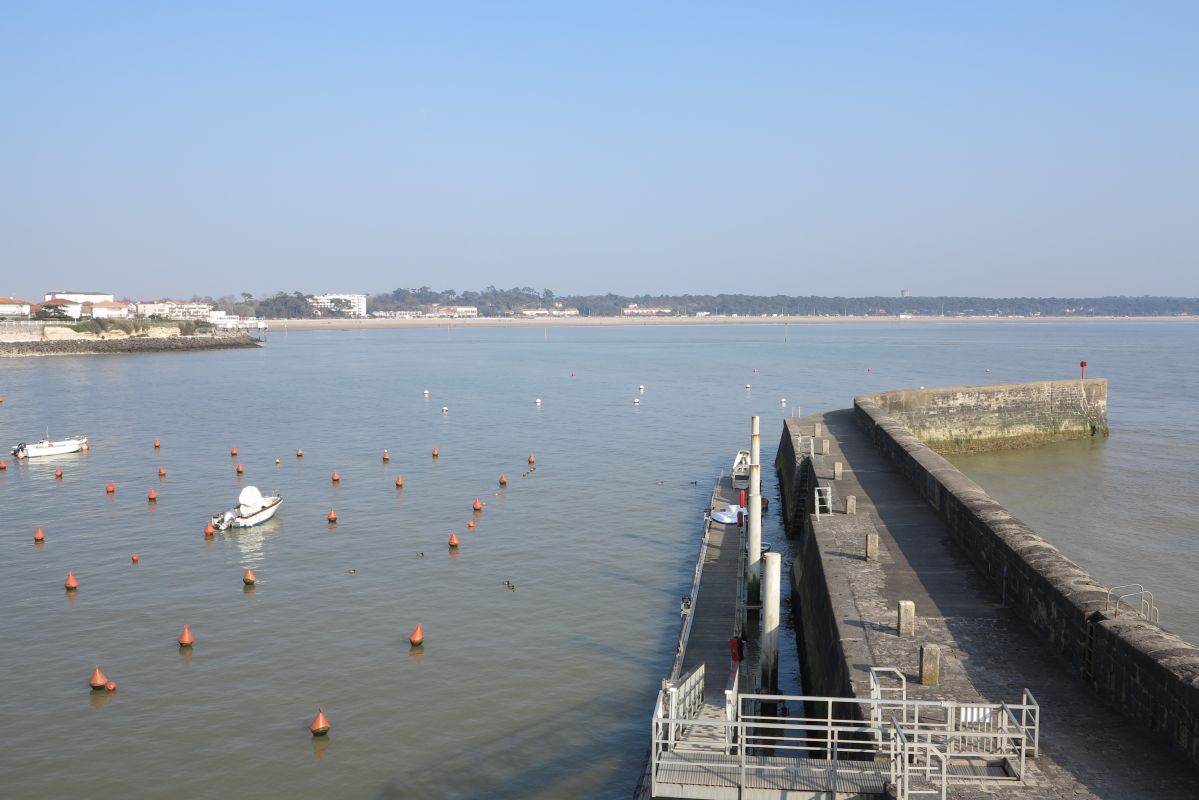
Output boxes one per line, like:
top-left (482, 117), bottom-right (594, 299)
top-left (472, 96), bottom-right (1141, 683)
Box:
top-left (857, 378), bottom-right (1109, 453)
top-left (854, 388), bottom-right (1199, 770)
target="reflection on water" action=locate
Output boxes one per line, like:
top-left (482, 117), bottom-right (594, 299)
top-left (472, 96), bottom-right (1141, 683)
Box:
top-left (1, 322), bottom-right (1196, 798)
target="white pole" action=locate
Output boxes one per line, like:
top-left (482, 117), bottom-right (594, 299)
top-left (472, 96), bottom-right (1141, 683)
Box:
top-left (762, 552), bottom-right (781, 693)
top-left (748, 463), bottom-right (762, 604)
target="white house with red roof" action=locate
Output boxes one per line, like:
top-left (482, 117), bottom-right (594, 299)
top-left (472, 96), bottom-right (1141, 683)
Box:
top-left (90, 300), bottom-right (133, 319)
top-left (0, 297), bottom-right (33, 317)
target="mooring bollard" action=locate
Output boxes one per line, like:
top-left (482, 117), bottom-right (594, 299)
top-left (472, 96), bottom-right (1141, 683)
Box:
top-left (846, 495), bottom-right (857, 515)
top-left (813, 422), bottom-right (822, 436)
top-left (834, 461), bottom-right (843, 480)
top-left (821, 439), bottom-right (830, 455)
top-left (865, 532), bottom-right (878, 561)
top-left (898, 601), bottom-right (916, 637)
top-left (921, 644), bottom-right (941, 685)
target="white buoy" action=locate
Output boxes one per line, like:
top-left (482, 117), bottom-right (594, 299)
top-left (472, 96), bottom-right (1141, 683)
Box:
top-left (780, 398), bottom-right (787, 405)
top-left (633, 398), bottom-right (640, 405)
top-left (638, 385), bottom-right (645, 392)
top-left (441, 406), bottom-right (449, 414)
top-left (535, 398), bottom-right (542, 406)
top-left (745, 384), bottom-right (752, 390)
top-left (423, 389), bottom-right (430, 396)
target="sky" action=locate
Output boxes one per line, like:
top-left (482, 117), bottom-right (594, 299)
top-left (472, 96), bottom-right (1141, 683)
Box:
top-left (2, 2), bottom-right (1198, 301)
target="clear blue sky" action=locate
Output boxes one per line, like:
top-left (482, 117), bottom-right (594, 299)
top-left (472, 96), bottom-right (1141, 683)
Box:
top-left (3, 2), bottom-right (1197, 301)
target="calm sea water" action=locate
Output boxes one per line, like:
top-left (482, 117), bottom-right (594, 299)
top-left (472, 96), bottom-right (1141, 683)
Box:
top-left (1, 322), bottom-right (1195, 798)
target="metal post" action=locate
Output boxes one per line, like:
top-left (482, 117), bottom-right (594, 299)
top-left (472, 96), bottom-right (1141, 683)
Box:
top-left (762, 552), bottom-right (781, 693)
top-left (748, 463), bottom-right (762, 605)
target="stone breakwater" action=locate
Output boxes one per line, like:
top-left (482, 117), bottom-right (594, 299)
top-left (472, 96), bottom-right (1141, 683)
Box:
top-left (851, 384), bottom-right (1199, 772)
top-left (857, 378), bottom-right (1109, 453)
top-left (0, 333), bottom-right (261, 357)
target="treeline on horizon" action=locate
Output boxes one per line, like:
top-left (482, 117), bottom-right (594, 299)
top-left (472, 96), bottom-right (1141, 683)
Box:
top-left (203, 287), bottom-right (1199, 319)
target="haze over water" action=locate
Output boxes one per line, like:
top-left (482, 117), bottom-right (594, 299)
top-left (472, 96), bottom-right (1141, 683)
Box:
top-left (1, 322), bottom-right (1195, 798)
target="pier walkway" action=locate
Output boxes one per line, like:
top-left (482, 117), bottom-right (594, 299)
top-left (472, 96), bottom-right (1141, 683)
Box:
top-left (785, 409), bottom-right (1199, 799)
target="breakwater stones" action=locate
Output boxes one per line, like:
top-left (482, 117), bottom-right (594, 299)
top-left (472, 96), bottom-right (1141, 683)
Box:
top-left (0, 333), bottom-right (261, 357)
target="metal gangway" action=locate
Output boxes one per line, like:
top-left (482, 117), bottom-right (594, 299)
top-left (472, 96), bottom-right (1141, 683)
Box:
top-left (651, 666), bottom-right (1041, 800)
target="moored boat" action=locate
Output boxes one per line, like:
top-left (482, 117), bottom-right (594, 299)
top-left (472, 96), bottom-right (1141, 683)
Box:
top-left (210, 486), bottom-right (283, 531)
top-left (731, 449), bottom-right (751, 489)
top-left (11, 435), bottom-right (88, 459)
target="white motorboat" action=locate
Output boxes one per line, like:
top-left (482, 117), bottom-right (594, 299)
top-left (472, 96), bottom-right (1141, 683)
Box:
top-left (710, 504), bottom-right (746, 524)
top-left (731, 449), bottom-right (751, 489)
top-left (210, 486), bottom-right (283, 531)
top-left (11, 435), bottom-right (88, 459)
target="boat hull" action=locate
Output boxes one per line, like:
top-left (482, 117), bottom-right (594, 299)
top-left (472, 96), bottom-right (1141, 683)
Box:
top-left (11, 437), bottom-right (88, 458)
top-left (212, 496), bottom-right (283, 531)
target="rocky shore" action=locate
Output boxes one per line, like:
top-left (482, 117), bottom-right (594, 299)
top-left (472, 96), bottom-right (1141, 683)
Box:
top-left (0, 332), bottom-right (261, 357)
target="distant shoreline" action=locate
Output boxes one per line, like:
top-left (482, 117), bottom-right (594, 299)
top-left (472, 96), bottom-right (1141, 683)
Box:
top-left (269, 314), bottom-right (1199, 332)
top-left (0, 332), bottom-right (261, 358)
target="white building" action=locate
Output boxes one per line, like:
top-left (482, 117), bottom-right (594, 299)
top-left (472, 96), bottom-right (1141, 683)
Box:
top-left (45, 291), bottom-right (114, 304)
top-left (0, 297), bottom-right (32, 317)
top-left (520, 307), bottom-right (550, 317)
top-left (550, 306), bottom-right (580, 317)
top-left (428, 305), bottom-right (478, 318)
top-left (310, 293), bottom-right (368, 317)
top-left (90, 300), bottom-right (133, 319)
top-left (622, 304), bottom-right (672, 316)
top-left (41, 298), bottom-right (84, 319)
top-left (135, 300), bottom-right (213, 320)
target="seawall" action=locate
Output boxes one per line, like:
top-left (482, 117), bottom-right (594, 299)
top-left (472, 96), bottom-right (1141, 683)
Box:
top-left (0, 333), bottom-right (261, 357)
top-left (852, 383), bottom-right (1199, 770)
top-left (857, 378), bottom-right (1109, 453)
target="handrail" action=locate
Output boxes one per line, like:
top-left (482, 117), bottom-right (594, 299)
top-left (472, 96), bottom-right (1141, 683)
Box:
top-left (1106, 583), bottom-right (1160, 624)
top-left (669, 508), bottom-right (715, 681)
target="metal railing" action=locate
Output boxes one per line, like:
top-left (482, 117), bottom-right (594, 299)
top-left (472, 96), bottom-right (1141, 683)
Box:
top-left (668, 512), bottom-right (715, 681)
top-left (650, 686), bottom-right (1041, 796)
top-left (890, 718), bottom-right (948, 800)
top-left (814, 486), bottom-right (833, 518)
top-left (1106, 583), bottom-right (1160, 624)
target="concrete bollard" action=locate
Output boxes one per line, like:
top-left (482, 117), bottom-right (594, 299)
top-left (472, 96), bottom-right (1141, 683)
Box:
top-left (846, 496), bottom-right (857, 515)
top-left (865, 532), bottom-right (878, 561)
top-left (751, 416), bottom-right (761, 470)
top-left (762, 552), bottom-right (781, 693)
top-left (748, 464), bottom-right (762, 606)
top-left (813, 422), bottom-right (821, 436)
top-left (921, 644), bottom-right (941, 685)
top-left (821, 439), bottom-right (830, 455)
top-left (834, 461), bottom-right (843, 480)
top-left (898, 601), bottom-right (915, 637)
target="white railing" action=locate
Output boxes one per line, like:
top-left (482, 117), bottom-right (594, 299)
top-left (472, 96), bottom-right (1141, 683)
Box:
top-left (669, 663), bottom-right (705, 723)
top-left (669, 513), bottom-right (714, 681)
top-left (890, 718), bottom-right (947, 800)
top-left (814, 486), bottom-right (833, 517)
top-left (1106, 584), bottom-right (1160, 624)
top-left (724, 661), bottom-right (741, 753)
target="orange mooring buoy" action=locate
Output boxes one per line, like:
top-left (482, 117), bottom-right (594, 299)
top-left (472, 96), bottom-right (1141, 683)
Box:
top-left (467, 520), bottom-right (474, 529)
top-left (499, 474), bottom-right (507, 486)
top-left (64, 570), bottom-right (78, 590)
top-left (331, 471), bottom-right (340, 483)
top-left (106, 481), bottom-right (115, 494)
top-left (55, 466), bottom-right (63, 479)
top-left (408, 623), bottom-right (424, 647)
top-left (431, 448), bottom-right (439, 458)
top-left (395, 475), bottom-right (404, 488)
top-left (204, 520), bottom-right (215, 536)
top-left (154, 438), bottom-right (161, 448)
top-left (81, 442), bottom-right (89, 452)
top-left (382, 450), bottom-right (390, 462)
top-left (327, 509), bottom-right (338, 523)
top-left (528, 453), bottom-right (536, 465)
top-left (148, 488), bottom-right (158, 502)
top-left (105, 680), bottom-right (117, 692)
top-left (158, 466), bottom-right (166, 477)
top-left (89, 665), bottom-right (108, 690)
top-left (310, 708), bottom-right (331, 736)
top-left (34, 526), bottom-right (45, 542)
top-left (296, 448), bottom-right (303, 458)
top-left (230, 447), bottom-right (238, 457)
top-left (243, 568), bottom-right (257, 586)
top-left (448, 532), bottom-right (460, 548)
top-left (131, 553), bottom-right (139, 564)
top-left (236, 463), bottom-right (244, 474)
top-left (472, 498), bottom-right (483, 512)
top-left (0, 459), bottom-right (7, 470)
top-left (178, 624), bottom-right (194, 647)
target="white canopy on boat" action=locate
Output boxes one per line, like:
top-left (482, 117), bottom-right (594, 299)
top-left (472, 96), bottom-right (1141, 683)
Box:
top-left (238, 485), bottom-right (266, 515)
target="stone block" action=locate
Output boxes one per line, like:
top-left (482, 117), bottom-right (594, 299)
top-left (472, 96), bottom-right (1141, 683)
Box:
top-left (898, 600), bottom-right (915, 637)
top-left (865, 532), bottom-right (878, 561)
top-left (921, 644), bottom-right (941, 685)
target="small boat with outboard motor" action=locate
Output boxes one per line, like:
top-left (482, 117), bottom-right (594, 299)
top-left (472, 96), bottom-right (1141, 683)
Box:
top-left (731, 449), bottom-right (751, 489)
top-left (210, 486), bottom-right (283, 531)
top-left (10, 435), bottom-right (88, 459)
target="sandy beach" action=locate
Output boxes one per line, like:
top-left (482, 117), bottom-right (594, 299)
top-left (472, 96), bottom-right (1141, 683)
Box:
top-left (267, 314), bottom-right (1199, 331)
